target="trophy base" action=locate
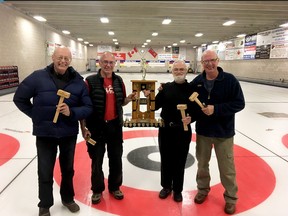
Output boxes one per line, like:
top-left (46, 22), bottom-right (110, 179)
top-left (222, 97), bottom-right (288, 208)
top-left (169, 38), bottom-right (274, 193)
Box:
top-left (123, 118), bottom-right (164, 128)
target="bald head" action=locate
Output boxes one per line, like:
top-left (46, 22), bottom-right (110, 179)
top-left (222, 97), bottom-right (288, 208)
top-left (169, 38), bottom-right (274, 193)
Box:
top-left (99, 51), bottom-right (116, 78)
top-left (201, 50), bottom-right (218, 61)
top-left (52, 46), bottom-right (72, 74)
top-left (100, 51), bottom-right (116, 62)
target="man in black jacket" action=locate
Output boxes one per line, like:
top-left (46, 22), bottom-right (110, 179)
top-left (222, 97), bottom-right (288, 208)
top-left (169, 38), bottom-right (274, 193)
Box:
top-left (13, 46), bottom-right (93, 216)
top-left (191, 50), bottom-right (245, 215)
top-left (80, 51), bottom-right (136, 204)
top-left (144, 60), bottom-right (193, 202)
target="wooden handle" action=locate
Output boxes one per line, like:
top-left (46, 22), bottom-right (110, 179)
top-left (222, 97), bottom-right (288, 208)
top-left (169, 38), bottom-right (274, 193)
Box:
top-left (180, 110), bottom-right (188, 131)
top-left (53, 97), bottom-right (64, 123)
top-left (87, 137), bottom-right (96, 145)
top-left (195, 98), bottom-right (205, 109)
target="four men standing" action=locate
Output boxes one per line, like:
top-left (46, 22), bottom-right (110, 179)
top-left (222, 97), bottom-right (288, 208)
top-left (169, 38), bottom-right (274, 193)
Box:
top-left (14, 48), bottom-right (244, 215)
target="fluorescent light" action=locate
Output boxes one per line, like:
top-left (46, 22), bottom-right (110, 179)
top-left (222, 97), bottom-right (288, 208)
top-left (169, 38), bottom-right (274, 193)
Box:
top-left (212, 41), bottom-right (219, 44)
top-left (33, 16), bottom-right (46, 22)
top-left (195, 33), bottom-right (203, 37)
top-left (236, 34), bottom-right (246, 38)
top-left (84, 41), bottom-right (89, 44)
top-left (77, 38), bottom-right (83, 41)
top-left (279, 22), bottom-right (288, 28)
top-left (201, 44), bottom-right (207, 46)
top-left (112, 39), bottom-right (118, 41)
top-left (162, 18), bottom-right (171, 25)
top-left (89, 44), bottom-right (93, 47)
top-left (152, 32), bottom-right (158, 36)
top-left (108, 31), bottom-right (114, 35)
top-left (146, 39), bottom-right (151, 42)
top-left (193, 46), bottom-right (197, 48)
top-left (173, 43), bottom-right (177, 46)
top-left (62, 30), bottom-right (70, 35)
top-left (167, 45), bottom-right (171, 48)
top-left (142, 45), bottom-right (145, 47)
top-left (180, 40), bottom-right (186, 43)
top-left (223, 20), bottom-right (236, 26)
top-left (100, 17), bottom-right (109, 23)
top-left (115, 42), bottom-right (119, 45)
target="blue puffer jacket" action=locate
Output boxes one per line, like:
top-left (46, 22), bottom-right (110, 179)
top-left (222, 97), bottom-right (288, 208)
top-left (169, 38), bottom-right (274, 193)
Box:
top-left (13, 64), bottom-right (93, 138)
top-left (190, 67), bottom-right (245, 138)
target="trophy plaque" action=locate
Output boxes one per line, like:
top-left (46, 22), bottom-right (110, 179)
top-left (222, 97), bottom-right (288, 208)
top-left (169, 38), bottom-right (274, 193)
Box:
top-left (124, 79), bottom-right (163, 127)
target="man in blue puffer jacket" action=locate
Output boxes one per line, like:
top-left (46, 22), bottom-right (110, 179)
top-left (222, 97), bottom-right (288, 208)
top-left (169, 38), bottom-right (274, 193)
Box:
top-left (13, 46), bottom-right (93, 216)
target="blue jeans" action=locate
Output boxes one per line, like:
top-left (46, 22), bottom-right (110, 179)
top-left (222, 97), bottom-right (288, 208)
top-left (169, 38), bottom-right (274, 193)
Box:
top-left (36, 135), bottom-right (77, 208)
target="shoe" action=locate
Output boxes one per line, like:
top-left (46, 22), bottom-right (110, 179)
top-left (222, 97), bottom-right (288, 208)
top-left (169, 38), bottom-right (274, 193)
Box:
top-left (91, 193), bottom-right (102, 204)
top-left (62, 201), bottom-right (80, 213)
top-left (159, 188), bottom-right (172, 199)
top-left (109, 190), bottom-right (124, 200)
top-left (173, 192), bottom-right (183, 202)
top-left (194, 192), bottom-right (207, 204)
top-left (224, 203), bottom-right (236, 214)
top-left (39, 208), bottom-right (50, 216)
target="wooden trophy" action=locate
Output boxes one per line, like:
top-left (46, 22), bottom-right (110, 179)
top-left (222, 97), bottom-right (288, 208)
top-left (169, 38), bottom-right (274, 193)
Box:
top-left (124, 79), bottom-right (163, 127)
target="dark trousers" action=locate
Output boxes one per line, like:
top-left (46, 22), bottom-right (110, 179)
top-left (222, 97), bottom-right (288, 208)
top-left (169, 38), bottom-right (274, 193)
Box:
top-left (158, 126), bottom-right (191, 193)
top-left (36, 135), bottom-right (77, 208)
top-left (87, 119), bottom-right (123, 193)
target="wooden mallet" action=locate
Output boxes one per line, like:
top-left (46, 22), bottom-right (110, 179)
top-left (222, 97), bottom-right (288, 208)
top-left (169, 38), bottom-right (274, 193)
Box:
top-left (53, 89), bottom-right (71, 123)
top-left (189, 92), bottom-right (205, 109)
top-left (177, 104), bottom-right (188, 131)
top-left (86, 136), bottom-right (96, 145)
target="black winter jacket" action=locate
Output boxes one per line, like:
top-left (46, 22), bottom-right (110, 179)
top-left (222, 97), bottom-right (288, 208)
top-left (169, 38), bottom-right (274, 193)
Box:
top-left (13, 64), bottom-right (93, 138)
top-left (190, 67), bottom-right (245, 138)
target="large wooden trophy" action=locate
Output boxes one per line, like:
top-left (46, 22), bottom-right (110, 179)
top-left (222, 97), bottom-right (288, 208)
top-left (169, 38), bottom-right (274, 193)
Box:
top-left (123, 59), bottom-right (163, 127)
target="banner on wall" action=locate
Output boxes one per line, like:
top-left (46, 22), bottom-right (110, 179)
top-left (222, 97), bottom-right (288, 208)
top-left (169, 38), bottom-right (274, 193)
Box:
top-left (127, 47), bottom-right (138, 57)
top-left (158, 54), bottom-right (172, 60)
top-left (243, 34), bottom-right (257, 59)
top-left (97, 45), bottom-right (112, 52)
top-left (270, 27), bottom-right (288, 58)
top-left (46, 41), bottom-right (55, 56)
top-left (148, 48), bottom-right (158, 58)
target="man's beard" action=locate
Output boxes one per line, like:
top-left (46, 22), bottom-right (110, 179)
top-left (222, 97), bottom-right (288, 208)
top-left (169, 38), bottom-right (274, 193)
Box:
top-left (173, 75), bottom-right (186, 83)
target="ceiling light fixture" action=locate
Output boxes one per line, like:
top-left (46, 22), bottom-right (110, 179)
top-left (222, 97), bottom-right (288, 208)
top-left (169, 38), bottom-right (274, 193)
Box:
top-left (173, 43), bottom-right (177, 46)
top-left (152, 32), bottom-right (158, 36)
top-left (195, 33), bottom-right (203, 37)
top-left (212, 41), bottom-right (219, 44)
top-left (236, 34), bottom-right (246, 38)
top-left (62, 30), bottom-right (70, 35)
top-left (279, 22), bottom-right (288, 28)
top-left (223, 20), bottom-right (236, 26)
top-left (112, 39), bottom-right (118, 41)
top-left (108, 31), bottom-right (115, 35)
top-left (146, 39), bottom-right (151, 42)
top-left (162, 18), bottom-right (171, 25)
top-left (84, 41), bottom-right (89, 44)
top-left (33, 15), bottom-right (46, 22)
top-left (180, 40), bottom-right (186, 43)
top-left (77, 38), bottom-right (83, 41)
top-left (100, 17), bottom-right (109, 23)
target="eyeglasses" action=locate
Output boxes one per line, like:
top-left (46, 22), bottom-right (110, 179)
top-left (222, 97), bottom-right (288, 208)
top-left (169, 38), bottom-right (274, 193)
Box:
top-left (101, 60), bottom-right (115, 66)
top-left (56, 56), bottom-right (71, 62)
top-left (201, 58), bottom-right (218, 65)
top-left (173, 68), bottom-right (186, 72)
